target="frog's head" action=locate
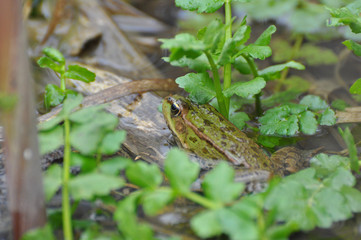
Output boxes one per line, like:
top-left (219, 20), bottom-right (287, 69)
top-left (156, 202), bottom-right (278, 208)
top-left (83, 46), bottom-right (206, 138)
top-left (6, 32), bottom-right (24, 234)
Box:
top-left (162, 95), bottom-right (190, 143)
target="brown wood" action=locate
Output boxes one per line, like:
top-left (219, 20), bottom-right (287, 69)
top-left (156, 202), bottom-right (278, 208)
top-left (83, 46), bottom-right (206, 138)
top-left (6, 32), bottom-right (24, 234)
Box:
top-left (0, 0), bottom-right (47, 238)
top-left (38, 78), bottom-right (179, 123)
top-left (336, 107), bottom-right (361, 123)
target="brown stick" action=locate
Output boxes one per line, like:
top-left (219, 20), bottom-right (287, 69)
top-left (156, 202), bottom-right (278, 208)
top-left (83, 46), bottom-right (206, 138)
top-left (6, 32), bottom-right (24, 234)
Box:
top-left (0, 0), bottom-right (46, 238)
top-left (38, 78), bottom-right (179, 123)
top-left (41, 0), bottom-right (68, 44)
top-left (336, 108), bottom-right (361, 123)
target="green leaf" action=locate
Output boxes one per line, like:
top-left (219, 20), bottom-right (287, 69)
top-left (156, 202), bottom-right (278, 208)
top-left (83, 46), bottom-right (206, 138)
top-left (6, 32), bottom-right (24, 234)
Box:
top-left (350, 78), bottom-right (361, 95)
top-left (199, 19), bottom-right (225, 51)
top-left (339, 127), bottom-right (359, 173)
top-left (79, 225), bottom-right (122, 240)
top-left (43, 165), bottom-right (62, 202)
top-left (126, 162), bottom-right (162, 189)
top-left (190, 210), bottom-right (222, 238)
top-left (343, 40), bottom-right (361, 56)
top-left (314, 188), bottom-right (351, 223)
top-left (341, 186), bottom-right (361, 212)
top-left (289, 5), bottom-right (328, 34)
top-left (100, 130), bottom-right (126, 155)
top-left (268, 221), bottom-right (299, 240)
top-left (69, 104), bottom-right (107, 123)
top-left (257, 135), bottom-right (281, 148)
top-left (63, 65), bottom-right (96, 83)
top-left (331, 99), bottom-right (349, 111)
top-left (324, 168), bottom-right (355, 190)
top-left (62, 94), bottom-right (83, 116)
top-left (233, 25), bottom-right (251, 46)
top-left (70, 153), bottom-right (97, 173)
top-left (320, 108), bottom-right (336, 126)
top-left (259, 105), bottom-right (299, 136)
top-left (258, 61), bottom-right (305, 81)
top-left (218, 38), bottom-right (236, 65)
top-left (44, 84), bottom-right (65, 109)
top-left (265, 165), bottom-right (361, 231)
top-left (236, 0), bottom-right (298, 21)
top-left (160, 33), bottom-right (205, 61)
top-left (37, 57), bottom-right (64, 73)
top-left (38, 115), bottom-right (64, 131)
top-left (64, 89), bottom-right (80, 99)
top-left (99, 157), bottom-right (131, 175)
top-left (175, 0), bottom-right (224, 13)
top-left (114, 194), bottom-right (156, 240)
top-left (254, 25), bottom-right (276, 46)
top-left (164, 149), bottom-right (200, 194)
top-left (327, 6), bottom-right (361, 33)
top-left (142, 188), bottom-right (175, 216)
top-left (69, 172), bottom-right (124, 200)
top-left (70, 111), bottom-right (118, 155)
top-left (233, 56), bottom-right (251, 74)
top-left (42, 47), bottom-right (65, 64)
top-left (286, 102), bottom-right (308, 114)
top-left (165, 54), bottom-right (210, 72)
top-left (297, 44), bottom-right (338, 66)
top-left (299, 95), bottom-right (328, 111)
top-left (217, 208), bottom-right (259, 240)
top-left (202, 162), bottom-right (244, 204)
top-left (223, 77), bottom-right (266, 98)
top-left (310, 154), bottom-right (350, 178)
top-left (38, 125), bottom-right (64, 155)
top-left (21, 224), bottom-right (55, 240)
top-left (299, 111), bottom-right (317, 135)
top-left (239, 44), bottom-right (272, 60)
top-left (176, 72), bottom-right (216, 104)
top-left (229, 112), bottom-right (250, 130)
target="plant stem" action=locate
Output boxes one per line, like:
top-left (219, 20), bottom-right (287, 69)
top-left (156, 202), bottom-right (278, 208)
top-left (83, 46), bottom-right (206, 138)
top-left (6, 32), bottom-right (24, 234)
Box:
top-left (63, 118), bottom-right (73, 240)
top-left (223, 0), bottom-right (232, 114)
top-left (275, 34), bottom-right (303, 92)
top-left (243, 54), bottom-right (262, 115)
top-left (60, 75), bottom-right (66, 92)
top-left (183, 191), bottom-right (222, 210)
top-left (205, 51), bottom-right (228, 118)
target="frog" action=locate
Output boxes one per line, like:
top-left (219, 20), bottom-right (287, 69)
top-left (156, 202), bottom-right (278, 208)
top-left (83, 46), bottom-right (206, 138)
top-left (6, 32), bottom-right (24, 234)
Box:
top-left (162, 95), bottom-right (313, 177)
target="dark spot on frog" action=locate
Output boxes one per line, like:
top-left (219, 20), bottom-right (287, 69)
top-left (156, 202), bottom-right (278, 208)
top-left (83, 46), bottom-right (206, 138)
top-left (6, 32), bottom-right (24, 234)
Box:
top-left (198, 127), bottom-right (205, 132)
top-left (221, 141), bottom-right (227, 147)
top-left (220, 127), bottom-right (227, 132)
top-left (191, 111), bottom-right (198, 116)
top-left (221, 134), bottom-right (227, 139)
top-left (204, 119), bottom-right (212, 126)
top-left (228, 127), bottom-right (236, 132)
top-left (188, 136), bottom-right (198, 143)
top-left (175, 121), bottom-right (186, 133)
top-left (230, 149), bottom-right (237, 155)
top-left (251, 146), bottom-right (260, 153)
top-left (202, 148), bottom-right (209, 155)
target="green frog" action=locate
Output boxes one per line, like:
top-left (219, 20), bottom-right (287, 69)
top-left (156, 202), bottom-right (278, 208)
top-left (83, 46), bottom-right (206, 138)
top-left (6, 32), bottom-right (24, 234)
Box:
top-left (162, 95), bottom-right (312, 177)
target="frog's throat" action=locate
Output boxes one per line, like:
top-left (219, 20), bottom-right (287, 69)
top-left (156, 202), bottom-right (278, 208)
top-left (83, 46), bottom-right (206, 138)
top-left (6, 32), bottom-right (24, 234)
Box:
top-left (180, 114), bottom-right (250, 168)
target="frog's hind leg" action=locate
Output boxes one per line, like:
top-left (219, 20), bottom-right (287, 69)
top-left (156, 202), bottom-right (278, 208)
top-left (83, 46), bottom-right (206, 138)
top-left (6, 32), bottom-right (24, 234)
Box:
top-left (271, 147), bottom-right (322, 176)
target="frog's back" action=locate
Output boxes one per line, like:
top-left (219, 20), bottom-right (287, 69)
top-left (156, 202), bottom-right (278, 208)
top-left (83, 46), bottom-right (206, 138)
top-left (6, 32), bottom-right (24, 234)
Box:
top-left (185, 100), bottom-right (270, 169)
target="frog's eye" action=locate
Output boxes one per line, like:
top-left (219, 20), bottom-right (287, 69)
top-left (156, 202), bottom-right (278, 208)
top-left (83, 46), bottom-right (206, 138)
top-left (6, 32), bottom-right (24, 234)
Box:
top-left (170, 102), bottom-right (181, 117)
